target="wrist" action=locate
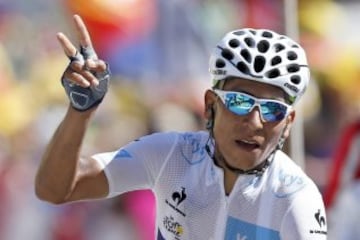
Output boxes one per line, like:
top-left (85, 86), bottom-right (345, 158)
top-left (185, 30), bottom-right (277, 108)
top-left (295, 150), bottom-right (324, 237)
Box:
top-left (66, 103), bottom-right (98, 119)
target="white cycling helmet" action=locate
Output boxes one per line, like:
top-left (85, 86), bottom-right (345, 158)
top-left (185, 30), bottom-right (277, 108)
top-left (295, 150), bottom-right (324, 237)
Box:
top-left (209, 28), bottom-right (310, 104)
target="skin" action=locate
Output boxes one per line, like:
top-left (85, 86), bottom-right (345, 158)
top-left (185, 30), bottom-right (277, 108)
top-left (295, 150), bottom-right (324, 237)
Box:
top-left (204, 78), bottom-right (295, 194)
top-left (35, 14), bottom-right (295, 203)
top-left (35, 15), bottom-right (109, 203)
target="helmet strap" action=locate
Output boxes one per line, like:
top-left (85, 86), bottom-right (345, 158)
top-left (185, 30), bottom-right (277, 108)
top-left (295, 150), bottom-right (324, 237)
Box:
top-left (277, 122), bottom-right (290, 150)
top-left (205, 135), bottom-right (274, 177)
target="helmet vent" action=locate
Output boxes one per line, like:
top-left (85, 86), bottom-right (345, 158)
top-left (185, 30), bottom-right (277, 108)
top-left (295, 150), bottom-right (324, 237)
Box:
top-left (266, 69), bottom-right (280, 78)
top-left (221, 48), bottom-right (234, 60)
top-left (271, 56), bottom-right (282, 66)
top-left (287, 51), bottom-right (298, 60)
top-left (257, 40), bottom-right (270, 53)
top-left (216, 59), bottom-right (226, 68)
top-left (233, 30), bottom-right (245, 36)
top-left (236, 62), bottom-right (250, 74)
top-left (254, 56), bottom-right (266, 72)
top-left (287, 64), bottom-right (300, 73)
top-left (244, 37), bottom-right (255, 47)
top-left (291, 75), bottom-right (301, 84)
top-left (262, 31), bottom-right (273, 38)
top-left (274, 43), bottom-right (285, 52)
top-left (229, 39), bottom-right (240, 48)
top-left (210, 28), bottom-right (309, 99)
top-left (240, 49), bottom-right (251, 63)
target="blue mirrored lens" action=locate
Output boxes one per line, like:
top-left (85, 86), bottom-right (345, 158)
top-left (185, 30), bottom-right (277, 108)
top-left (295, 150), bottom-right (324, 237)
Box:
top-left (260, 102), bottom-right (287, 121)
top-left (223, 92), bottom-right (288, 122)
top-left (225, 93), bottom-right (254, 115)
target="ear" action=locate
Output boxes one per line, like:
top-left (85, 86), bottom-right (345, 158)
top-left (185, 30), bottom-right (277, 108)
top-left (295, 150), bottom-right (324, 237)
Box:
top-left (204, 89), bottom-right (217, 120)
top-left (282, 110), bottom-right (296, 139)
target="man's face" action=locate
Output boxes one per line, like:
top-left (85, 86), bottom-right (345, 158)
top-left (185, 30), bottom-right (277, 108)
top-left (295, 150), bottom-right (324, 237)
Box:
top-left (204, 78), bottom-right (295, 170)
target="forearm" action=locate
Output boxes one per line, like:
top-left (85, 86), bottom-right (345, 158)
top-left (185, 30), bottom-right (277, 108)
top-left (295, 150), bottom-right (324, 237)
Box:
top-left (35, 106), bottom-right (95, 203)
top-left (36, 15), bottom-right (111, 203)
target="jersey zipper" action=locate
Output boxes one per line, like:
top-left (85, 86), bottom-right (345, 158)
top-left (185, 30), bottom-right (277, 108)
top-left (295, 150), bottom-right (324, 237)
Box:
top-left (213, 167), bottom-right (233, 240)
top-left (214, 167), bottom-right (250, 239)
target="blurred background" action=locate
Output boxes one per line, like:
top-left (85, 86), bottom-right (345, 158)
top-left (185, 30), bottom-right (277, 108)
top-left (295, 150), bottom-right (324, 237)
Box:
top-left (1, 0), bottom-right (360, 239)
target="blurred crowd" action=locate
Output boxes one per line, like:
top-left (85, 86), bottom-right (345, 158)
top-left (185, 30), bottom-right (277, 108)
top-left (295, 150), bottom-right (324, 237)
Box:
top-left (1, 0), bottom-right (360, 239)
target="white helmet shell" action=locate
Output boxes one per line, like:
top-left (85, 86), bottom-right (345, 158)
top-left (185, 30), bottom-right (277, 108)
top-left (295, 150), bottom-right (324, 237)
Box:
top-left (209, 28), bottom-right (310, 104)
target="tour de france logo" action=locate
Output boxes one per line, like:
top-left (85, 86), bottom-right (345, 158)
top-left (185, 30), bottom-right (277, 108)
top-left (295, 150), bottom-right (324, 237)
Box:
top-left (163, 215), bottom-right (184, 239)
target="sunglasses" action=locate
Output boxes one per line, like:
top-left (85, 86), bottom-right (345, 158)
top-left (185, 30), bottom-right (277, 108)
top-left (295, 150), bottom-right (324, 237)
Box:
top-left (213, 89), bottom-right (292, 122)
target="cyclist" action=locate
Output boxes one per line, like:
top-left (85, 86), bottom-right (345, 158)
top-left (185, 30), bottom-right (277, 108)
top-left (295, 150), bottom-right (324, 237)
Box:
top-left (35, 15), bottom-right (327, 239)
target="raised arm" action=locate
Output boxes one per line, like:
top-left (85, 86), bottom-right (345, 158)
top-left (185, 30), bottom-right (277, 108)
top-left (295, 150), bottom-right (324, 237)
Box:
top-left (35, 15), bottom-right (110, 204)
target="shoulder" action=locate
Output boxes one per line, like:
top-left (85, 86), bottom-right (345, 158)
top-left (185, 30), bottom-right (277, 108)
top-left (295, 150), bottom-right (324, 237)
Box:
top-left (269, 152), bottom-right (327, 238)
top-left (171, 131), bottom-right (210, 165)
top-left (135, 130), bottom-right (207, 146)
top-left (176, 131), bottom-right (209, 145)
top-left (269, 151), bottom-right (321, 199)
top-left (132, 131), bottom-right (209, 153)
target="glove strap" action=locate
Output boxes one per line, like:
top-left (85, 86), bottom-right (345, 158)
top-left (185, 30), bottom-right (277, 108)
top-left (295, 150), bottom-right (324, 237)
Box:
top-left (62, 64), bottom-right (110, 112)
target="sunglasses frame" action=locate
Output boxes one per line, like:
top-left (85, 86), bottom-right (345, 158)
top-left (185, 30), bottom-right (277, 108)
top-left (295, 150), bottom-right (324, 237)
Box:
top-left (213, 89), bottom-right (292, 122)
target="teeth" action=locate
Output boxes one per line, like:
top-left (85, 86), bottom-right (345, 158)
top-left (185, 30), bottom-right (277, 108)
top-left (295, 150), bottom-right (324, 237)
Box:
top-left (241, 139), bottom-right (257, 144)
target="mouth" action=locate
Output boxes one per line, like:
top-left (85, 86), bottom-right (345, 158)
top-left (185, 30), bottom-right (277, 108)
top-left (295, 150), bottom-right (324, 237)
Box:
top-left (235, 139), bottom-right (261, 151)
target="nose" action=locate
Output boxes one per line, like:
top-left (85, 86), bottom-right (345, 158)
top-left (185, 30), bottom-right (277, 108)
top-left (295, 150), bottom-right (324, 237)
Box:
top-left (243, 106), bottom-right (264, 128)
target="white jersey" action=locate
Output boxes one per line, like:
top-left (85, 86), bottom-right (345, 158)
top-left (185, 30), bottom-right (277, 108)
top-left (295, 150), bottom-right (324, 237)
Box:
top-left (93, 131), bottom-right (327, 240)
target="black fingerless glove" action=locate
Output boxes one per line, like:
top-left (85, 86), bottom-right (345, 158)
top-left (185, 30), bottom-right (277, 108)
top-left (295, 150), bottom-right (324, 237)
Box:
top-left (61, 46), bottom-right (111, 112)
top-left (61, 65), bottom-right (110, 112)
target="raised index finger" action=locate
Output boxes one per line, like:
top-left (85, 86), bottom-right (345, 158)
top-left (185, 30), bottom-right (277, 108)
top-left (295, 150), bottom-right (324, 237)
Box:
top-left (73, 14), bottom-right (93, 48)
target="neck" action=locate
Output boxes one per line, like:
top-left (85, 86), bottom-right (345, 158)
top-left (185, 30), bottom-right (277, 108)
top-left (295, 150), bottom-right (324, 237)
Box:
top-left (213, 153), bottom-right (270, 195)
top-left (205, 133), bottom-right (274, 194)
top-left (206, 145), bottom-right (275, 195)
top-left (223, 168), bottom-right (238, 195)
top-left (213, 151), bottom-right (271, 176)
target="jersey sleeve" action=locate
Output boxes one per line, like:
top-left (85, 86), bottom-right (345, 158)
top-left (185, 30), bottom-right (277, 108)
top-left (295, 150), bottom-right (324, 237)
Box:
top-left (92, 131), bottom-right (179, 197)
top-left (280, 183), bottom-right (328, 240)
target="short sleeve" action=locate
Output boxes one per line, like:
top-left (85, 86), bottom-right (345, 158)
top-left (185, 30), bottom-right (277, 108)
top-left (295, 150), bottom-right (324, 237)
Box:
top-left (92, 131), bottom-right (179, 197)
top-left (280, 184), bottom-right (328, 240)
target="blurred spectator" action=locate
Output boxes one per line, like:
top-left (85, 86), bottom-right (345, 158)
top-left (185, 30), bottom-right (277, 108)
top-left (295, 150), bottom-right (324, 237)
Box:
top-left (324, 121), bottom-right (360, 208)
top-left (323, 120), bottom-right (360, 239)
top-left (327, 180), bottom-right (360, 240)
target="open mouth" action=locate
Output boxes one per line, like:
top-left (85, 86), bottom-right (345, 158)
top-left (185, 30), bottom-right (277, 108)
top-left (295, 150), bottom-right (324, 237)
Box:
top-left (235, 139), bottom-right (260, 151)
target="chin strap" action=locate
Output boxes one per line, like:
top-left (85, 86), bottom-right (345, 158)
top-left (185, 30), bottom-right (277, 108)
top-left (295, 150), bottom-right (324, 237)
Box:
top-left (204, 108), bottom-right (281, 176)
top-left (205, 135), bottom-right (275, 177)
